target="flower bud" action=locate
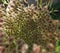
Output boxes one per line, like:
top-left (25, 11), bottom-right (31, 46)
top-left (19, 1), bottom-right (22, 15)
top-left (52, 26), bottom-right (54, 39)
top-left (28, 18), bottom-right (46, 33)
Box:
top-left (21, 44), bottom-right (28, 53)
top-left (33, 44), bottom-right (40, 53)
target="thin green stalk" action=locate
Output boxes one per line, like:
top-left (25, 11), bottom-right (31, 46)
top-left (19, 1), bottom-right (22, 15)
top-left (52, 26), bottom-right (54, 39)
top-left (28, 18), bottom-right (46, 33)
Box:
top-left (40, 0), bottom-right (42, 8)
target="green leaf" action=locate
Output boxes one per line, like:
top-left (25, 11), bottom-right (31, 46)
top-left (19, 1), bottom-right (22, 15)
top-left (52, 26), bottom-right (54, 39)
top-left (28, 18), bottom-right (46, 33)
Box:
top-left (56, 46), bottom-right (60, 53)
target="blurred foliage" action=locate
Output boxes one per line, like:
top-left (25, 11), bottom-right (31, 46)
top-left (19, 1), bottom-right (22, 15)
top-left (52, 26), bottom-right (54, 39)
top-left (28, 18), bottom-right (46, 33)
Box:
top-left (56, 46), bottom-right (60, 53)
top-left (56, 40), bottom-right (60, 53)
top-left (50, 0), bottom-right (60, 20)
